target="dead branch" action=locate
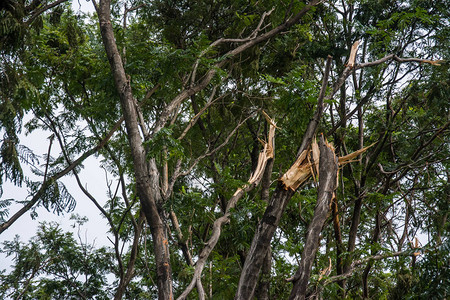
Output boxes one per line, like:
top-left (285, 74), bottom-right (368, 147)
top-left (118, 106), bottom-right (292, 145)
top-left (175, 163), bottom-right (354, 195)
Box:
top-left (355, 54), bottom-right (444, 70)
top-left (198, 7), bottom-right (276, 54)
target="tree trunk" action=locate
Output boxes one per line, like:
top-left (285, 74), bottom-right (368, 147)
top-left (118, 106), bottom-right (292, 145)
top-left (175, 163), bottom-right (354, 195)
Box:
top-left (97, 1), bottom-right (173, 299)
top-left (288, 136), bottom-right (338, 300)
top-left (235, 56), bottom-right (332, 300)
top-left (235, 184), bottom-right (295, 299)
top-left (331, 196), bottom-right (344, 292)
top-left (255, 156), bottom-right (274, 300)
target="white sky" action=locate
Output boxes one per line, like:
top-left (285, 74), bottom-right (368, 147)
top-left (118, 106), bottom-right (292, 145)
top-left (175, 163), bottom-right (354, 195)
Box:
top-left (0, 0), bottom-right (107, 272)
top-left (71, 0), bottom-right (96, 14)
top-left (0, 130), bottom-right (113, 271)
top-left (0, 0), bottom-right (434, 278)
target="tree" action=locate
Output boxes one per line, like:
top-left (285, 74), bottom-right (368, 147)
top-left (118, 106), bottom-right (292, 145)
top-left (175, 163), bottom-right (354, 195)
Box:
top-left (0, 0), bottom-right (448, 299)
top-left (0, 216), bottom-right (113, 299)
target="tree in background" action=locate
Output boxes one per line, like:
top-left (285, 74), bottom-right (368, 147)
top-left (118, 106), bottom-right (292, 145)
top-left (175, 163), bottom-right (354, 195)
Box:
top-left (0, 0), bottom-right (448, 299)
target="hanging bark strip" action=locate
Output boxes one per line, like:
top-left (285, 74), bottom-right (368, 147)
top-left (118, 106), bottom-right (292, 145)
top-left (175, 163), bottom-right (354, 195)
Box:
top-left (176, 114), bottom-right (276, 300)
top-left (346, 40), bottom-right (360, 69)
top-left (288, 135), bottom-right (338, 300)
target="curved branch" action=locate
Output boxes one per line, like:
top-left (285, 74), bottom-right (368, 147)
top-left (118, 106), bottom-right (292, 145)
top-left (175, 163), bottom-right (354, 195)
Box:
top-left (176, 116), bottom-right (276, 300)
top-left (25, 0), bottom-right (69, 26)
top-left (0, 117), bottom-right (123, 235)
top-left (151, 0), bottom-right (321, 137)
top-left (179, 112), bottom-right (256, 177)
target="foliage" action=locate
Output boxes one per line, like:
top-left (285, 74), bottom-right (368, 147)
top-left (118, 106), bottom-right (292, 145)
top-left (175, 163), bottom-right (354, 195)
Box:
top-left (0, 0), bottom-right (448, 299)
top-left (0, 219), bottom-right (114, 299)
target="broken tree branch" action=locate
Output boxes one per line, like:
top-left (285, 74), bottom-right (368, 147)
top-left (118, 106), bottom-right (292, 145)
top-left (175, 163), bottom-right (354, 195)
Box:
top-left (176, 115), bottom-right (276, 300)
top-left (288, 135), bottom-right (339, 300)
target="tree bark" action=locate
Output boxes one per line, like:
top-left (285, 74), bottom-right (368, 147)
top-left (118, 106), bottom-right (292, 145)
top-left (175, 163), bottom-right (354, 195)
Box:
top-left (255, 153), bottom-right (275, 300)
top-left (331, 196), bottom-right (344, 290)
top-left (97, 1), bottom-right (173, 299)
top-left (235, 56), bottom-right (332, 300)
top-left (177, 116), bottom-right (276, 300)
top-left (362, 211), bottom-right (381, 299)
top-left (288, 136), bottom-right (338, 300)
top-left (235, 183), bottom-right (296, 299)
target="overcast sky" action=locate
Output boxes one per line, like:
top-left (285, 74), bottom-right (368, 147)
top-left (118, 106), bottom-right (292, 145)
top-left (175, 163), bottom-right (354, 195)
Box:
top-left (0, 0), bottom-right (107, 272)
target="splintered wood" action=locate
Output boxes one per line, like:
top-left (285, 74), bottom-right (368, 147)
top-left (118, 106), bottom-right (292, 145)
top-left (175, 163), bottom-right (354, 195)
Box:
top-left (248, 111), bottom-right (276, 184)
top-left (347, 40), bottom-right (360, 68)
top-left (338, 142), bottom-right (375, 165)
top-left (280, 136), bottom-right (373, 191)
top-left (280, 149), bottom-right (312, 191)
top-left (233, 112), bottom-right (276, 197)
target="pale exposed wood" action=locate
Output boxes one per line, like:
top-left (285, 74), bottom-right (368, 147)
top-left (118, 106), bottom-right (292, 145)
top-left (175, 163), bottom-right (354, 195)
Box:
top-left (318, 258), bottom-right (333, 281)
top-left (288, 136), bottom-right (338, 300)
top-left (311, 138), bottom-right (320, 176)
top-left (280, 139), bottom-right (372, 191)
top-left (347, 40), bottom-right (360, 68)
top-left (177, 115), bottom-right (276, 300)
top-left (236, 56), bottom-right (333, 300)
top-left (280, 150), bottom-right (312, 191)
top-left (338, 142), bottom-right (376, 165)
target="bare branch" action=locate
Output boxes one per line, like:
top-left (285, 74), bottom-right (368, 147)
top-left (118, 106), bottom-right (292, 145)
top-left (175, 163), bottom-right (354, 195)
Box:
top-left (297, 55), bottom-right (333, 156)
top-left (151, 0), bottom-right (321, 137)
top-left (178, 87), bottom-right (223, 140)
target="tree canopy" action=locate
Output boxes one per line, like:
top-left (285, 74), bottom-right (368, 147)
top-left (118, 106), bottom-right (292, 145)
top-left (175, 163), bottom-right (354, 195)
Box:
top-left (0, 0), bottom-right (448, 299)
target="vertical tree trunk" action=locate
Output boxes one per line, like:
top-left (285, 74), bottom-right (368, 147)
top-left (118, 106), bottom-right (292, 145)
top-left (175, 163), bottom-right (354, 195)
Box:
top-left (331, 196), bottom-right (344, 291)
top-left (97, 1), bottom-right (173, 299)
top-left (255, 156), bottom-right (274, 300)
top-left (235, 56), bottom-right (332, 300)
top-left (288, 136), bottom-right (338, 300)
top-left (235, 185), bottom-right (296, 299)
